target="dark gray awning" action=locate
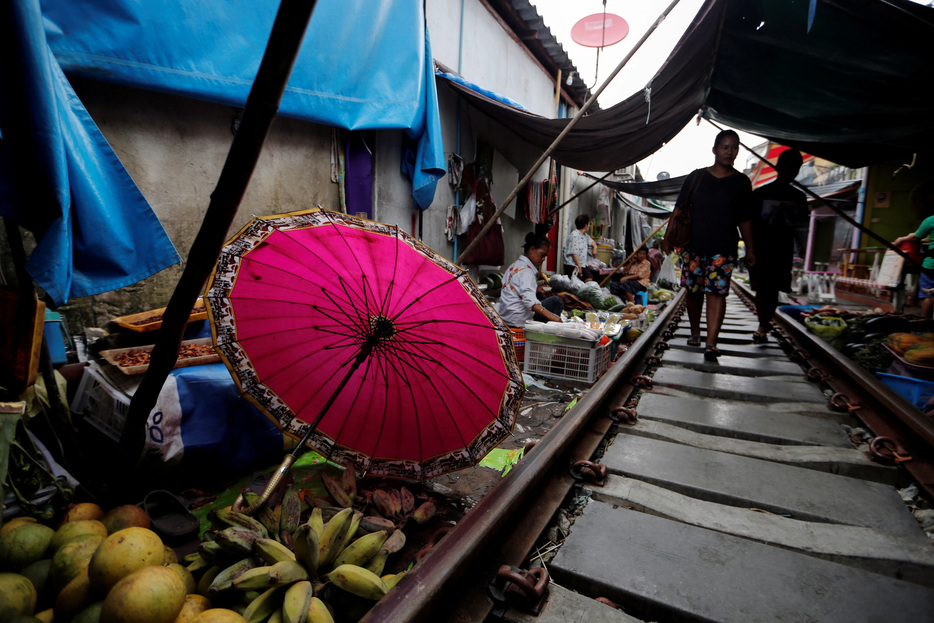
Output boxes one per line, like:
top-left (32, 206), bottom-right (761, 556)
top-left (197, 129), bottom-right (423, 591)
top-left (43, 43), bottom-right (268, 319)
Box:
top-left (443, 0), bottom-right (934, 171)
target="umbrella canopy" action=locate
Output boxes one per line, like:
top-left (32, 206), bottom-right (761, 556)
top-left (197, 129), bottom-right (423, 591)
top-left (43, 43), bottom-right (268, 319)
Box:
top-left (205, 209), bottom-right (524, 480)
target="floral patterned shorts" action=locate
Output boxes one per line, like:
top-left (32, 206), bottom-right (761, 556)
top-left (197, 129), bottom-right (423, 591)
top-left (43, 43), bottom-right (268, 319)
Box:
top-left (679, 251), bottom-right (736, 296)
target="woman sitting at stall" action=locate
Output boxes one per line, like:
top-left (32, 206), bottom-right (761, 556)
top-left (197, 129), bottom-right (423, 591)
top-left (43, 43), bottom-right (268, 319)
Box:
top-left (609, 247), bottom-right (651, 303)
top-left (498, 233), bottom-right (564, 327)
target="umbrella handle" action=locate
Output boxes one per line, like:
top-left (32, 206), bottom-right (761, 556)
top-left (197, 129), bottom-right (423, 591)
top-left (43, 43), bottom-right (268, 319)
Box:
top-left (235, 454), bottom-right (297, 515)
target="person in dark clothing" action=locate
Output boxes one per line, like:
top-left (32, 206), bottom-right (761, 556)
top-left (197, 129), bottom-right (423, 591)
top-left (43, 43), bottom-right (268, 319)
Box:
top-left (679, 129), bottom-right (756, 361)
top-left (749, 149), bottom-right (808, 342)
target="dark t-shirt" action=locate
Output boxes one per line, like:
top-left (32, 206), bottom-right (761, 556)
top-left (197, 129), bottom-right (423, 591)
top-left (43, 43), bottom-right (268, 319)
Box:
top-left (678, 168), bottom-right (753, 257)
top-left (751, 180), bottom-right (808, 261)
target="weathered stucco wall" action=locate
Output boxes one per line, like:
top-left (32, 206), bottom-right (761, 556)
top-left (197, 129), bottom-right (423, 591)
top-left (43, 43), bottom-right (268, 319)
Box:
top-left (56, 79), bottom-right (340, 332)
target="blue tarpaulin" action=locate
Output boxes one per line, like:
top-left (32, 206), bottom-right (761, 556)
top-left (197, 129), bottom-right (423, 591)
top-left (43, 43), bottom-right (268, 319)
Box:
top-left (42, 0), bottom-right (445, 209)
top-left (1, 0), bottom-right (446, 306)
top-left (0, 0), bottom-right (181, 306)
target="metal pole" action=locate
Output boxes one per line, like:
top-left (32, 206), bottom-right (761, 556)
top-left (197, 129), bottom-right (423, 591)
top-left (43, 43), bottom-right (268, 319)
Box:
top-left (116, 0), bottom-right (320, 480)
top-left (455, 0), bottom-right (684, 265)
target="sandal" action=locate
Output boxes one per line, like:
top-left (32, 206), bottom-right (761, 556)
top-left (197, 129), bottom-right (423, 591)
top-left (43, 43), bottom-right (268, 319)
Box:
top-left (752, 331), bottom-right (769, 344)
top-left (687, 335), bottom-right (702, 347)
top-left (140, 490), bottom-right (201, 542)
top-left (704, 346), bottom-right (721, 361)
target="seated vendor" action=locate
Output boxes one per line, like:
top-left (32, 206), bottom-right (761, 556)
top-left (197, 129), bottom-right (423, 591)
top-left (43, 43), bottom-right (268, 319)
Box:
top-left (609, 248), bottom-right (651, 303)
top-left (498, 233), bottom-right (564, 327)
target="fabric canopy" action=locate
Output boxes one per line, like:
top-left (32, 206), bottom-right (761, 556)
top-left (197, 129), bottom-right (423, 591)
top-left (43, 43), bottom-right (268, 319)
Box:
top-left (617, 193), bottom-right (673, 218)
top-left (584, 173), bottom-right (689, 202)
top-left (444, 0), bottom-right (934, 171)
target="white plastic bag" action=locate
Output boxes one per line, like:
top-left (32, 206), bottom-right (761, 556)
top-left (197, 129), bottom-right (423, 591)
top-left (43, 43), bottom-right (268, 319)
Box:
top-left (567, 274), bottom-right (587, 295)
top-left (658, 252), bottom-right (677, 285)
top-left (457, 193), bottom-right (476, 235)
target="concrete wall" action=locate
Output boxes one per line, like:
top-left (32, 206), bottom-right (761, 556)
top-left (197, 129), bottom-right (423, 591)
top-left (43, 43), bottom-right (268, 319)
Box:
top-left (49, 78), bottom-right (340, 332)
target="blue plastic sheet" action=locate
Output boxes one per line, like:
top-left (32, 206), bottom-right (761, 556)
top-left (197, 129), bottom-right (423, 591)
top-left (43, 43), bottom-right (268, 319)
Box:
top-left (42, 0), bottom-right (445, 211)
top-left (171, 364), bottom-right (283, 476)
top-left (0, 0), bottom-right (181, 306)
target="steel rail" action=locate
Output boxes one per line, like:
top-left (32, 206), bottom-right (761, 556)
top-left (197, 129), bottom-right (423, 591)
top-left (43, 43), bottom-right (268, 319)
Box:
top-left (360, 290), bottom-right (686, 623)
top-left (732, 281), bottom-right (934, 494)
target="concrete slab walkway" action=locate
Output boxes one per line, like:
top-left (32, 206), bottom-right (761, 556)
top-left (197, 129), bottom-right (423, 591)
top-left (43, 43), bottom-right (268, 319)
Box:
top-left (550, 502), bottom-right (934, 623)
top-left (635, 392), bottom-right (853, 446)
top-left (585, 475), bottom-right (934, 588)
top-left (601, 435), bottom-right (921, 535)
top-left (651, 367), bottom-right (827, 403)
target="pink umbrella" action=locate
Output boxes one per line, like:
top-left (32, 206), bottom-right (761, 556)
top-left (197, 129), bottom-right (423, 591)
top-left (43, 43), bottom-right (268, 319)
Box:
top-left (205, 209), bottom-right (523, 499)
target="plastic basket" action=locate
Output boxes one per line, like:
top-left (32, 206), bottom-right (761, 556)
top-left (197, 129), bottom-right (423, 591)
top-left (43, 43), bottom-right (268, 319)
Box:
top-left (70, 366), bottom-right (130, 441)
top-left (523, 331), bottom-right (610, 383)
top-left (509, 327), bottom-right (525, 366)
top-left (876, 372), bottom-right (934, 411)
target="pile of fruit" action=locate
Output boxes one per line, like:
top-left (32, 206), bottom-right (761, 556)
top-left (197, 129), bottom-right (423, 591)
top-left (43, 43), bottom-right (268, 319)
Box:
top-left (0, 466), bottom-right (439, 623)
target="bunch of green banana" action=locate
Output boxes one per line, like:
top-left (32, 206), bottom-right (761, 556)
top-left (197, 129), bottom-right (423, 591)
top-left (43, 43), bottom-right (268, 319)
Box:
top-left (242, 490), bottom-right (284, 541)
top-left (183, 476), bottom-right (415, 623)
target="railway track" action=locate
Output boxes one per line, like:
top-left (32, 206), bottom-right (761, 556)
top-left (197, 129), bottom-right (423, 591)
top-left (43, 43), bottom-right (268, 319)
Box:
top-left (362, 284), bottom-right (934, 623)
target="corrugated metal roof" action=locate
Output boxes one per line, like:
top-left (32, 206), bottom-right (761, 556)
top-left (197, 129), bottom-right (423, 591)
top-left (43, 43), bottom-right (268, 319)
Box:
top-left (487, 0), bottom-right (595, 109)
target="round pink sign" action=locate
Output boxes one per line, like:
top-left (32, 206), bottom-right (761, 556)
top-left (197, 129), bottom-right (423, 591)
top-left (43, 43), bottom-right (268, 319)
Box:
top-left (570, 12), bottom-right (630, 48)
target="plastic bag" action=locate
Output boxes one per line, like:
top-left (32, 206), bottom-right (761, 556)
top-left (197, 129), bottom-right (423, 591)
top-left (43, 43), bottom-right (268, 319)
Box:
top-left (804, 315), bottom-right (849, 348)
top-left (566, 274), bottom-right (587, 295)
top-left (457, 193), bottom-right (476, 235)
top-left (658, 253), bottom-right (677, 284)
top-left (549, 274), bottom-right (570, 294)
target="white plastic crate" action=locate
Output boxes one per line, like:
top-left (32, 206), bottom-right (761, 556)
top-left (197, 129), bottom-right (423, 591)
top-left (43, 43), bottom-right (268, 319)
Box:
top-left (523, 331), bottom-right (610, 383)
top-left (70, 366), bottom-right (130, 441)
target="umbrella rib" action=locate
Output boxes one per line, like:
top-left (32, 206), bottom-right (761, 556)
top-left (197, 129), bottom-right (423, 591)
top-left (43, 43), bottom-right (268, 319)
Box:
top-left (327, 278), bottom-right (372, 333)
top-left (324, 352), bottom-right (385, 459)
top-left (385, 326), bottom-right (517, 383)
top-left (389, 348), bottom-right (428, 463)
top-left (261, 214), bottom-right (379, 310)
top-left (388, 271), bottom-right (471, 320)
top-left (321, 212), bottom-right (387, 318)
top-left (389, 342), bottom-right (474, 458)
top-left (376, 224), bottom-right (401, 318)
top-left (386, 337), bottom-right (516, 413)
top-left (392, 318), bottom-right (509, 333)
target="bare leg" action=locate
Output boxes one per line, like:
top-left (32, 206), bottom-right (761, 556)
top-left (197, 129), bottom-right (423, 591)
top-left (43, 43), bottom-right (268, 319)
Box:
top-left (705, 293), bottom-right (727, 348)
top-left (686, 292), bottom-right (703, 339)
top-left (923, 297), bottom-right (934, 319)
top-left (755, 287), bottom-right (779, 334)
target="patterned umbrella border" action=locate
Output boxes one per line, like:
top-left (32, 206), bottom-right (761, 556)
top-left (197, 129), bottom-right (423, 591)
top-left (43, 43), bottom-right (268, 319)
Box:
top-left (205, 209), bottom-right (525, 480)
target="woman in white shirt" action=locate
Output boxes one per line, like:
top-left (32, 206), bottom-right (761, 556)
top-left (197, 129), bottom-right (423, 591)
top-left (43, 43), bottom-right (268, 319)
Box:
top-left (497, 233), bottom-right (564, 327)
top-left (563, 214), bottom-right (597, 281)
